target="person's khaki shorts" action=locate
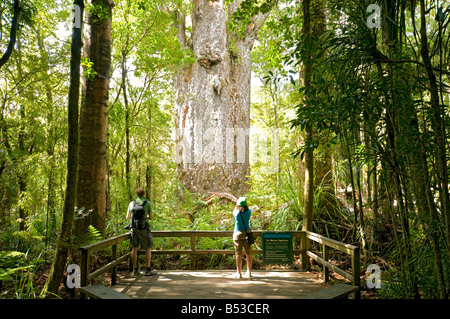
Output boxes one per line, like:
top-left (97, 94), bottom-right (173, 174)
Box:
top-left (233, 231), bottom-right (252, 256)
top-left (130, 227), bottom-right (154, 249)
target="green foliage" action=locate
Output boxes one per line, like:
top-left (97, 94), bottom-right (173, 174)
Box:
top-left (1, 0), bottom-right (449, 300)
top-left (0, 251), bottom-right (27, 271)
top-left (0, 0), bottom-right (37, 30)
top-left (228, 0), bottom-right (278, 37)
top-left (248, 0), bottom-right (450, 299)
top-left (74, 225), bottom-right (102, 247)
top-left (376, 234), bottom-right (450, 299)
top-left (0, 250), bottom-right (46, 299)
top-left (81, 58), bottom-right (98, 81)
top-left (86, 2), bottom-right (110, 22)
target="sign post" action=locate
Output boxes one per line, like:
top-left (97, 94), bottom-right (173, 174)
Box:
top-left (262, 232), bottom-right (293, 264)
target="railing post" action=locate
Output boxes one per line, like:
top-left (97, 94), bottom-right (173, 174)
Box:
top-left (80, 248), bottom-right (89, 299)
top-left (111, 243), bottom-right (117, 286)
top-left (352, 247), bottom-right (361, 299)
top-left (323, 243), bottom-right (329, 283)
top-left (190, 233), bottom-right (196, 270)
top-left (301, 232), bottom-right (311, 270)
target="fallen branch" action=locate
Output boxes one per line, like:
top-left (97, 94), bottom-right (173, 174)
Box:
top-left (202, 192), bottom-right (238, 206)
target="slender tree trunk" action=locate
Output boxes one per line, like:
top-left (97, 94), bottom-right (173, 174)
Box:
top-left (301, 0), bottom-right (313, 235)
top-left (121, 50), bottom-right (132, 201)
top-left (75, 0), bottom-right (114, 237)
top-left (378, 0), bottom-right (420, 297)
top-left (418, 0), bottom-right (448, 299)
top-left (372, 161), bottom-right (378, 216)
top-left (354, 125), bottom-right (366, 250)
top-left (15, 39), bottom-right (28, 238)
top-left (345, 137), bottom-right (359, 240)
top-left (36, 27), bottom-right (58, 247)
top-left (17, 97), bottom-right (27, 236)
top-left (146, 104), bottom-right (152, 201)
top-left (409, 109), bottom-right (447, 299)
top-left (43, 0), bottom-right (83, 296)
top-left (302, 0), bottom-right (327, 236)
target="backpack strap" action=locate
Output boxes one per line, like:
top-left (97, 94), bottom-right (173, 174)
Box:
top-left (131, 201), bottom-right (136, 215)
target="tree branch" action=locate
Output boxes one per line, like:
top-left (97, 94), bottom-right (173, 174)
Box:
top-left (375, 58), bottom-right (450, 77)
top-left (0, 0), bottom-right (21, 69)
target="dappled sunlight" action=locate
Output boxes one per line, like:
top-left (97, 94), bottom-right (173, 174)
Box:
top-left (112, 270), bottom-right (324, 299)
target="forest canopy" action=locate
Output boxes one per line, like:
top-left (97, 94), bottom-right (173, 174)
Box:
top-left (0, 0), bottom-right (449, 299)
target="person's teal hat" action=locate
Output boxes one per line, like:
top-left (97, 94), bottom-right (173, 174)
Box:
top-left (237, 196), bottom-right (247, 207)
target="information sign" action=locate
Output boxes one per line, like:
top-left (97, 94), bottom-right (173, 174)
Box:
top-left (262, 232), bottom-right (293, 264)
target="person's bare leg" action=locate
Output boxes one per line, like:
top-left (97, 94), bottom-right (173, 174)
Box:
top-left (145, 248), bottom-right (151, 268)
top-left (245, 254), bottom-right (252, 277)
top-left (131, 247), bottom-right (139, 268)
top-left (235, 254), bottom-right (242, 278)
top-left (144, 248), bottom-right (157, 275)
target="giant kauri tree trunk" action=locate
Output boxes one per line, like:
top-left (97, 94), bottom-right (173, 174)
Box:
top-left (174, 0), bottom-right (269, 196)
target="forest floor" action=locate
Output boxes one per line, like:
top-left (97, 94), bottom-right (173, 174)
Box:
top-left (0, 254), bottom-right (377, 299)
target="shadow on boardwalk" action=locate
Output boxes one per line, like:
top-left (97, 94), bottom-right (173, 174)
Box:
top-left (112, 270), bottom-right (325, 299)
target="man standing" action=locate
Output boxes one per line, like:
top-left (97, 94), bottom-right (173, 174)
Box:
top-left (126, 187), bottom-right (157, 276)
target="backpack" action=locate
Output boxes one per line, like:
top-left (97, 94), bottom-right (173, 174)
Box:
top-left (131, 200), bottom-right (148, 230)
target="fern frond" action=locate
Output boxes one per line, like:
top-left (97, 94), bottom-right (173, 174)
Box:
top-left (74, 225), bottom-right (102, 247)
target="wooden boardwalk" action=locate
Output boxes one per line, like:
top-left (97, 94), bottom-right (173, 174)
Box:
top-left (111, 270), bottom-right (325, 299)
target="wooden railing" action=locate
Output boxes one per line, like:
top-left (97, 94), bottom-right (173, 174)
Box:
top-left (79, 232), bottom-right (130, 288)
top-left (79, 230), bottom-right (360, 298)
top-left (304, 231), bottom-right (360, 298)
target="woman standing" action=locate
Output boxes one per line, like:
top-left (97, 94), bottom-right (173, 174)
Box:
top-left (232, 197), bottom-right (253, 278)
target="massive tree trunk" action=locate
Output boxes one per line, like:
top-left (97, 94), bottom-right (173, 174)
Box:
top-left (75, 0), bottom-right (113, 237)
top-left (174, 0), bottom-right (268, 196)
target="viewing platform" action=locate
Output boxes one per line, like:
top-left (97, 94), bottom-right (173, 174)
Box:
top-left (111, 270), bottom-right (324, 299)
top-left (79, 230), bottom-right (360, 299)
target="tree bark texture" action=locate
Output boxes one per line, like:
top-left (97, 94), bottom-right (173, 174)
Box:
top-left (43, 0), bottom-right (83, 296)
top-left (174, 0), bottom-right (266, 196)
top-left (75, 0), bottom-right (113, 237)
top-left (301, 0), bottom-right (313, 234)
